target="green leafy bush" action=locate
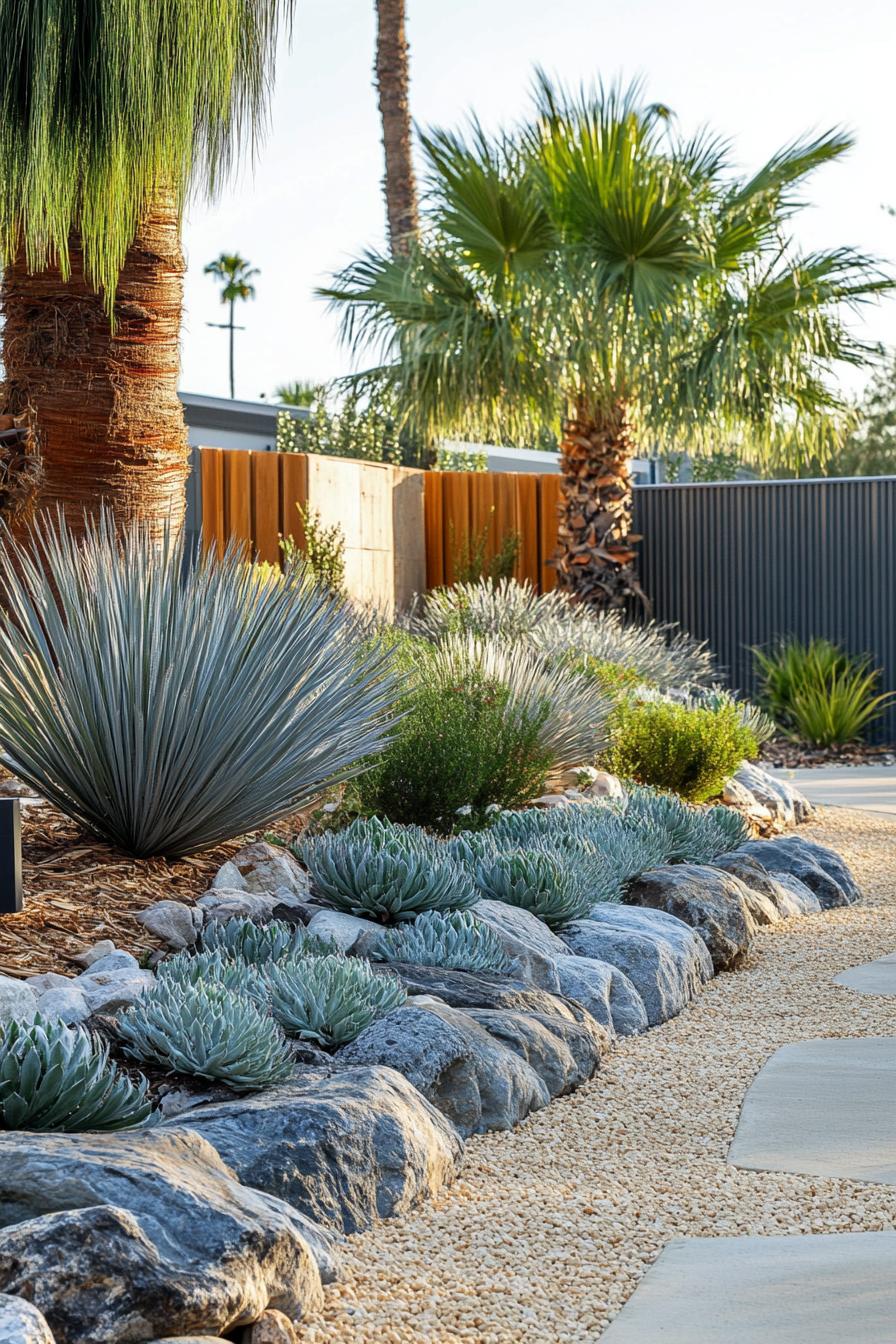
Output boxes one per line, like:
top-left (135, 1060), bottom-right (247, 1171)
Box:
top-left (603, 697), bottom-right (758, 803)
top-left (355, 636), bottom-right (609, 831)
top-left (297, 816), bottom-right (477, 921)
top-left (281, 503), bottom-right (346, 597)
top-left (201, 917), bottom-right (333, 964)
top-left (118, 980), bottom-right (294, 1092)
top-left (474, 848), bottom-right (592, 928)
top-left (374, 909), bottom-right (510, 973)
top-left (0, 1015), bottom-right (154, 1132)
top-left (753, 638), bottom-right (894, 745)
top-left (0, 513), bottom-right (395, 856)
top-left (266, 954), bottom-right (406, 1047)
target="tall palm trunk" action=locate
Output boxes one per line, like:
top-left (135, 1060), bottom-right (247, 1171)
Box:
top-left (375, 0), bottom-right (418, 256)
top-left (1, 188), bottom-right (188, 540)
top-left (554, 400), bottom-right (647, 609)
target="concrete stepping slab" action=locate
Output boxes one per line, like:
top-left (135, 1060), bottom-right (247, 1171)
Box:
top-left (600, 1232), bottom-right (896, 1342)
top-left (834, 954), bottom-right (896, 995)
top-left (727, 1037), bottom-right (896, 1183)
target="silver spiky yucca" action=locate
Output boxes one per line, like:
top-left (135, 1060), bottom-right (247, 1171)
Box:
top-left (0, 513), bottom-right (396, 856)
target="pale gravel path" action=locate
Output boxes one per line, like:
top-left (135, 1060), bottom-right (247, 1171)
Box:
top-left (301, 809), bottom-right (896, 1343)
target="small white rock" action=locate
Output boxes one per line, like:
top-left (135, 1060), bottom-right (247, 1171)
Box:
top-left (36, 985), bottom-right (91, 1025)
top-left (0, 975), bottom-right (38, 1025)
top-left (79, 950), bottom-right (138, 976)
top-left (136, 900), bottom-right (204, 950)
top-left (72, 939), bottom-right (117, 969)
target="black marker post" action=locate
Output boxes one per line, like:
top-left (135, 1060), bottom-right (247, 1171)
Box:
top-left (0, 799), bottom-right (23, 914)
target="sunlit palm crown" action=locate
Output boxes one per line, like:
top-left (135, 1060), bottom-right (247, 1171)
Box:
top-left (324, 74), bottom-right (891, 465)
top-left (0, 0), bottom-right (294, 303)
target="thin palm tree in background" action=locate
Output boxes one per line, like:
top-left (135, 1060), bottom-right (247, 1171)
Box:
top-left (0, 1), bottom-right (294, 537)
top-left (275, 379), bottom-right (324, 406)
top-left (205, 253), bottom-right (260, 399)
top-left (375, 0), bottom-right (419, 255)
top-left (323, 75), bottom-right (891, 606)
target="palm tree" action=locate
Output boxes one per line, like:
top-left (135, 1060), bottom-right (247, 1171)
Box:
top-left (375, 0), bottom-right (419, 254)
top-left (0, 2), bottom-right (294, 538)
top-left (205, 253), bottom-right (260, 399)
top-left (275, 379), bottom-right (324, 406)
top-left (323, 76), bottom-right (891, 606)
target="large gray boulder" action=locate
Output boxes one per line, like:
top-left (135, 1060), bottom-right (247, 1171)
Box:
top-left (471, 899), bottom-right (565, 991)
top-left (466, 1007), bottom-right (607, 1098)
top-left (625, 865), bottom-right (756, 972)
top-left (136, 900), bottom-right (205, 950)
top-left (0, 1130), bottom-right (332, 1344)
top-left (552, 953), bottom-right (648, 1037)
top-left (166, 1066), bottom-right (462, 1235)
top-left (713, 851), bottom-right (820, 917)
top-left (734, 761), bottom-right (814, 824)
top-left (0, 1295), bottom-right (55, 1344)
top-left (737, 835), bottom-right (860, 909)
top-left (213, 841), bottom-right (312, 908)
top-left (0, 977), bottom-right (38, 1025)
top-left (373, 961), bottom-right (584, 1018)
top-left (561, 904), bottom-right (713, 1026)
top-left (337, 1001), bottom-right (549, 1136)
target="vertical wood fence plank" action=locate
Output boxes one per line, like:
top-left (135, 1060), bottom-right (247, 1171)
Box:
top-left (469, 472), bottom-right (498, 568)
top-left (492, 474), bottom-right (518, 573)
top-left (538, 475), bottom-right (561, 591)
top-left (424, 472), bottom-right (445, 588)
top-left (514, 473), bottom-right (539, 586)
top-left (441, 472), bottom-right (472, 586)
top-left (280, 453), bottom-right (309, 551)
top-left (199, 448), bottom-right (225, 558)
top-left (251, 453), bottom-right (281, 564)
top-left (223, 450), bottom-right (252, 558)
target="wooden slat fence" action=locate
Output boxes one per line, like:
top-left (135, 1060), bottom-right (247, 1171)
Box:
top-left (424, 470), bottom-right (561, 591)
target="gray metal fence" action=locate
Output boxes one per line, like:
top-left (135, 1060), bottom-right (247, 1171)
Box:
top-left (633, 476), bottom-right (896, 742)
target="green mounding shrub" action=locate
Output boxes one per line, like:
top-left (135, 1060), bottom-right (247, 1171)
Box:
top-left (117, 981), bottom-right (294, 1092)
top-left (474, 848), bottom-right (592, 929)
top-left (694, 689), bottom-right (777, 746)
top-left (0, 1015), bottom-right (154, 1132)
top-left (409, 578), bottom-right (715, 687)
top-left (0, 512), bottom-right (396, 857)
top-left (753, 638), bottom-right (895, 746)
top-left (355, 636), bottom-right (609, 832)
top-left (265, 953), bottom-right (406, 1047)
top-left (374, 909), bottom-right (511, 974)
top-left (603, 697), bottom-right (758, 803)
top-left (297, 816), bottom-right (478, 921)
top-left (200, 917), bottom-right (334, 964)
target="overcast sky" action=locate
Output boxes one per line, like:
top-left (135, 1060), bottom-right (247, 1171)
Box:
top-left (180, 0), bottom-right (896, 404)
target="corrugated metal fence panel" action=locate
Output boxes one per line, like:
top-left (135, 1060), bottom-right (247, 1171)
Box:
top-left (633, 478), bottom-right (896, 742)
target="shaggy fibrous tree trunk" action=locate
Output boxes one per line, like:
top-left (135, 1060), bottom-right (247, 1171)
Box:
top-left (375, 0), bottom-right (419, 256)
top-left (554, 400), bottom-right (647, 609)
top-left (1, 189), bottom-right (189, 539)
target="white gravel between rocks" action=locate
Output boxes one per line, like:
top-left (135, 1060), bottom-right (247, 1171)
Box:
top-left (300, 809), bottom-right (896, 1343)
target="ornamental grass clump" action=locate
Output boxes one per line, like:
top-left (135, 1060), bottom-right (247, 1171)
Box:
top-left (374, 910), bottom-right (510, 974)
top-left (266, 953), bottom-right (406, 1048)
top-left (117, 980), bottom-right (294, 1092)
top-left (0, 1015), bottom-right (154, 1132)
top-left (474, 848), bottom-right (592, 929)
top-left (298, 816), bottom-right (477, 922)
top-left (0, 512), bottom-right (396, 857)
top-left (603, 696), bottom-right (758, 803)
top-left (753, 637), bottom-right (895, 745)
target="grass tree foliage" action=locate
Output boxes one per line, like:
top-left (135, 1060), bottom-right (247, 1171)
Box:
top-left (0, 513), bottom-right (395, 856)
top-left (324, 75), bottom-right (891, 607)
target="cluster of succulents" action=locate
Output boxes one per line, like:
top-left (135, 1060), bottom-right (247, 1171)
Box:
top-left (473, 848), bottom-right (593, 929)
top-left (201, 916), bottom-right (334, 963)
top-left (0, 1015), bottom-right (154, 1131)
top-left (374, 910), bottom-right (510, 974)
top-left (265, 954), bottom-right (406, 1048)
top-left (297, 816), bottom-right (477, 921)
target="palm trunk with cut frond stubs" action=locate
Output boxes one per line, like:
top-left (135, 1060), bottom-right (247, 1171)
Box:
top-left (1, 189), bottom-right (188, 540)
top-left (554, 401), bottom-right (647, 610)
top-left (375, 0), bottom-right (418, 256)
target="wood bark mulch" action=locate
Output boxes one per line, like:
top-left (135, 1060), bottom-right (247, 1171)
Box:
top-left (759, 739), bottom-right (896, 769)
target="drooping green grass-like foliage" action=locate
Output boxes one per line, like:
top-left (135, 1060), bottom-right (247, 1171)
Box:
top-left (265, 954), bottom-right (406, 1048)
top-left (0, 1015), bottom-right (154, 1131)
top-left (0, 513), bottom-right (395, 856)
top-left (0, 1), bottom-right (296, 304)
top-left (374, 909), bottom-right (510, 974)
top-left (117, 980), bottom-right (294, 1091)
top-left (753, 638), bottom-right (895, 746)
top-left (297, 816), bottom-right (478, 921)
top-left (474, 849), bottom-right (592, 929)
top-left (200, 917), bottom-right (334, 964)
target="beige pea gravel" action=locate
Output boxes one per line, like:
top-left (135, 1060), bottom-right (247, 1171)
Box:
top-left (301, 809), bottom-right (896, 1344)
